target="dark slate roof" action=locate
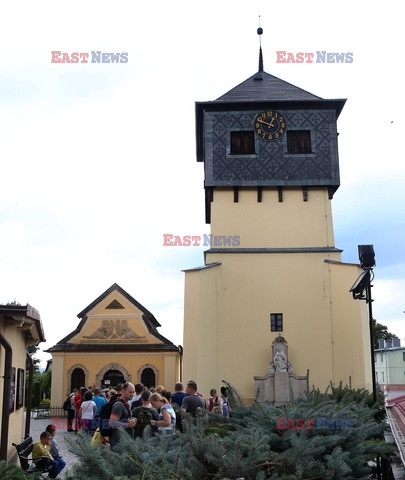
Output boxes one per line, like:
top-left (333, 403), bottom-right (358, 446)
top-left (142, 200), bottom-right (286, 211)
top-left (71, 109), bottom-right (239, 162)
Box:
top-left (215, 71), bottom-right (323, 103)
top-left (46, 344), bottom-right (180, 353)
top-left (195, 70), bottom-right (346, 163)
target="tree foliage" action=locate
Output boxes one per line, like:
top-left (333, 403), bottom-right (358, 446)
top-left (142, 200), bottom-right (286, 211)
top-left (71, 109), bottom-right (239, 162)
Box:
top-left (372, 319), bottom-right (395, 349)
top-left (0, 460), bottom-right (41, 480)
top-left (26, 344), bottom-right (41, 372)
top-left (64, 386), bottom-right (393, 480)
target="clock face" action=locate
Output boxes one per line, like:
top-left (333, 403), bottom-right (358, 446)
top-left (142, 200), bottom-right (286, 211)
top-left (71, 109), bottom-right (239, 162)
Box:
top-left (254, 110), bottom-right (287, 141)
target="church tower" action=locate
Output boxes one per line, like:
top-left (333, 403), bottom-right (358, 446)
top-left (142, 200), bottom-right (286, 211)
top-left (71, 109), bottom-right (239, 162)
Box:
top-left (183, 30), bottom-right (371, 403)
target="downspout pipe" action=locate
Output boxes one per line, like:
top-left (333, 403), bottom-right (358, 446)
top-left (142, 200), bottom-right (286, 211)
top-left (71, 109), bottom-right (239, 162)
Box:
top-left (25, 352), bottom-right (34, 438)
top-left (178, 345), bottom-right (183, 383)
top-left (0, 333), bottom-right (12, 462)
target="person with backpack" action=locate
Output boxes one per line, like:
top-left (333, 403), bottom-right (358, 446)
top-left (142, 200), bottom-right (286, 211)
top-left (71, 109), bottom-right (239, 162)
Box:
top-left (63, 388), bottom-right (77, 432)
top-left (131, 390), bottom-right (159, 438)
top-left (108, 382), bottom-right (136, 450)
top-left (207, 388), bottom-right (223, 414)
top-left (92, 387), bottom-right (106, 428)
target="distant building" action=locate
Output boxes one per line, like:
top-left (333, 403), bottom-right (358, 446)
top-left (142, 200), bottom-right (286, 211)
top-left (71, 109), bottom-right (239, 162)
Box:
top-left (375, 337), bottom-right (405, 401)
top-left (46, 283), bottom-right (181, 406)
top-left (0, 303), bottom-right (45, 463)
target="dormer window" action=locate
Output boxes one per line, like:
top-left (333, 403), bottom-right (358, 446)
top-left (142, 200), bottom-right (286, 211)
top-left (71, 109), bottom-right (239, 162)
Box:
top-left (287, 130), bottom-right (312, 154)
top-left (230, 131), bottom-right (255, 155)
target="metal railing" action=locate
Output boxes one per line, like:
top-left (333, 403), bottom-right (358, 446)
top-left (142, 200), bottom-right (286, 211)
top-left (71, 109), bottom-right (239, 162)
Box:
top-left (31, 405), bottom-right (67, 419)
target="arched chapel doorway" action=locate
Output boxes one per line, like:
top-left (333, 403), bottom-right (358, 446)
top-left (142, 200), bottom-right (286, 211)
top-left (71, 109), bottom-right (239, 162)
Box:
top-left (71, 368), bottom-right (85, 391)
top-left (102, 369), bottom-right (125, 387)
top-left (141, 367), bottom-right (156, 388)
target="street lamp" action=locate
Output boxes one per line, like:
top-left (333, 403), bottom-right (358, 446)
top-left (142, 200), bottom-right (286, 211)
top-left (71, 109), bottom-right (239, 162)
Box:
top-left (350, 245), bottom-right (377, 404)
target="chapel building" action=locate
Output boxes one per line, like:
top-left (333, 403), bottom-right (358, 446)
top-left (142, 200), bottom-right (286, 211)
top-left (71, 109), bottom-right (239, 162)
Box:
top-left (47, 283), bottom-right (181, 405)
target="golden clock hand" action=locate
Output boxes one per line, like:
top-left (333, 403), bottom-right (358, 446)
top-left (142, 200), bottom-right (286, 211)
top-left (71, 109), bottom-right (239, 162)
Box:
top-left (257, 118), bottom-right (275, 127)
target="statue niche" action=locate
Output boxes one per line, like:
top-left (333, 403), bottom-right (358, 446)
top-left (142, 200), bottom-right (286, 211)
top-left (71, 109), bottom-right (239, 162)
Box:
top-left (254, 335), bottom-right (308, 406)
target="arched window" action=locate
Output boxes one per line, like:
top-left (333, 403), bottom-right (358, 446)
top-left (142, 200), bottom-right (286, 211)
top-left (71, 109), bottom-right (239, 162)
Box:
top-left (141, 368), bottom-right (156, 389)
top-left (102, 369), bottom-right (125, 388)
top-left (71, 368), bottom-right (85, 391)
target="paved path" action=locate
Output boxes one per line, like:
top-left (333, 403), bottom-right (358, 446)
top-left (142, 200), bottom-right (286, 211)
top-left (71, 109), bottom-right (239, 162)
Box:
top-left (28, 416), bottom-right (80, 479)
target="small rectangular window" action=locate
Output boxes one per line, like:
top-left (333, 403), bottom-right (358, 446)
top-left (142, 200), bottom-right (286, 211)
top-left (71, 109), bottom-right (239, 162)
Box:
top-left (270, 313), bottom-right (283, 332)
top-left (230, 131), bottom-right (255, 155)
top-left (287, 130), bottom-right (312, 154)
top-left (403, 352), bottom-right (405, 361)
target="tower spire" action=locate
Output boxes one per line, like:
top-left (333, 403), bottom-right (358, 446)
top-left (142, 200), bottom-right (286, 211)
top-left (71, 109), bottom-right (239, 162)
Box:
top-left (257, 16), bottom-right (264, 72)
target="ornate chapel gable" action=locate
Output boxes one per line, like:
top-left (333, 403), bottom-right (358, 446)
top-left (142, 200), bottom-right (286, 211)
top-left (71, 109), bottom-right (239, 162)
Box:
top-left (48, 283), bottom-right (178, 353)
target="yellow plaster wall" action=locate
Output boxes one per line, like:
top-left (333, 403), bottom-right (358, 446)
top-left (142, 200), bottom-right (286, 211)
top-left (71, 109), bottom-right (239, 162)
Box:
top-left (51, 354), bottom-right (65, 399)
top-left (210, 188), bottom-right (335, 248)
top-left (163, 355), bottom-right (178, 391)
top-left (183, 251), bottom-right (371, 403)
top-left (51, 351), bottom-right (180, 405)
top-left (0, 320), bottom-right (32, 462)
top-left (327, 261), bottom-right (372, 390)
top-left (183, 266), bottom-right (219, 390)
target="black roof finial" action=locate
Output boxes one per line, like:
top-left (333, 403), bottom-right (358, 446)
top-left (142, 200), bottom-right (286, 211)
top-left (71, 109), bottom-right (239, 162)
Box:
top-left (257, 16), bottom-right (264, 73)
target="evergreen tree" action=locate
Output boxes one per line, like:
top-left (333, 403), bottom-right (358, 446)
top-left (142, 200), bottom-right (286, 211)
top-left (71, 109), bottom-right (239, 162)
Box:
top-left (64, 386), bottom-right (393, 480)
top-left (0, 460), bottom-right (41, 480)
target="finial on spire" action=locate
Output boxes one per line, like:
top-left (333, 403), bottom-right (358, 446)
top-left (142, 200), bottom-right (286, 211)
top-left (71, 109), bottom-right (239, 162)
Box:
top-left (257, 16), bottom-right (264, 73)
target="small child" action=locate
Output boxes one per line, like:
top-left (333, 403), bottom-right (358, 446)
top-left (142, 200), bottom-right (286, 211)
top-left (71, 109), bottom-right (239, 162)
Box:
top-left (46, 424), bottom-right (66, 475)
top-left (32, 431), bottom-right (59, 477)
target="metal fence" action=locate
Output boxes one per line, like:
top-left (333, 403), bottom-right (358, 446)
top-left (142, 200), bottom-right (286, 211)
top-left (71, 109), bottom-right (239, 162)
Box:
top-left (31, 405), bottom-right (67, 419)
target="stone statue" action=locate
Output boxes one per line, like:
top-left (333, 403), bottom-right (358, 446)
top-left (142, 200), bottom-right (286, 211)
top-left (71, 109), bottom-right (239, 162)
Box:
top-left (274, 349), bottom-right (288, 372)
top-left (254, 335), bottom-right (309, 405)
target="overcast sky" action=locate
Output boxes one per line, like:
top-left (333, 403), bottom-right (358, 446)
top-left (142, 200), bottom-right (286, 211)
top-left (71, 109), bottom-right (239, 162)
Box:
top-left (1, 0), bottom-right (404, 369)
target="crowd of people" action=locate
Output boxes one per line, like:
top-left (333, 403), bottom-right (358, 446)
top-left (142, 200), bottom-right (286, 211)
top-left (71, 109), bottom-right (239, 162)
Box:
top-left (62, 380), bottom-right (231, 450)
top-left (31, 380), bottom-right (231, 476)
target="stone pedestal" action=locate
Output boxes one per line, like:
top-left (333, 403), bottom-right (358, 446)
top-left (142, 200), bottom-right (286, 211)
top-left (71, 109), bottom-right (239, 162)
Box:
top-left (254, 335), bottom-right (309, 405)
top-left (274, 372), bottom-right (290, 405)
